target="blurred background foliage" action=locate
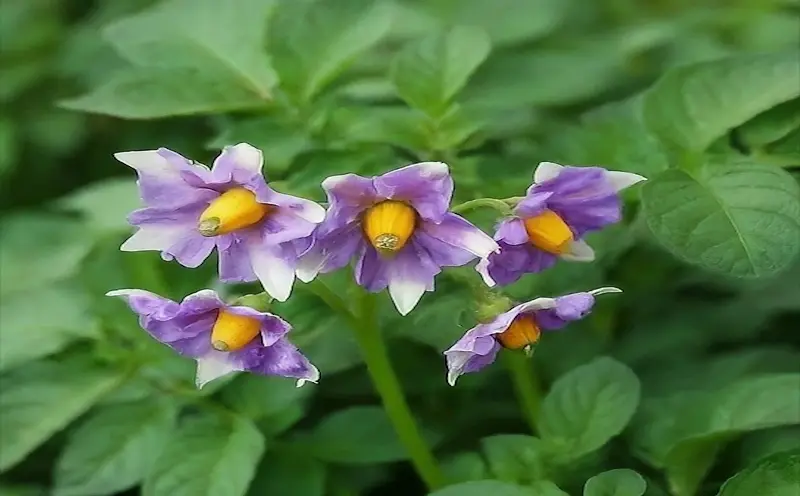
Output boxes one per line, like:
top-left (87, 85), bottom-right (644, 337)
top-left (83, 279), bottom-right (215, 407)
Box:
top-left (0, 0), bottom-right (799, 495)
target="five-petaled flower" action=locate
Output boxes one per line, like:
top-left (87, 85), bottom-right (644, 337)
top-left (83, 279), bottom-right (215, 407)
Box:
top-left (444, 287), bottom-right (621, 385)
top-left (116, 143), bottom-right (325, 301)
top-left (477, 162), bottom-right (645, 287)
top-left (299, 162), bottom-right (500, 315)
top-left (107, 289), bottom-right (319, 388)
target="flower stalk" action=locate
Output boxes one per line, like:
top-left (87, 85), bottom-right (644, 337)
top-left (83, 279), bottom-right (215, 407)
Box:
top-left (503, 351), bottom-right (542, 434)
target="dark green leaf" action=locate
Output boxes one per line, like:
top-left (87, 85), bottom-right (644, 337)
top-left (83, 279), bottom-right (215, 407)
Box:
top-left (427, 480), bottom-right (534, 496)
top-left (143, 412), bottom-right (265, 496)
top-left (584, 469), bottom-right (647, 496)
top-left (220, 374), bottom-right (311, 420)
top-left (641, 160), bottom-right (800, 278)
top-left (246, 449), bottom-right (325, 496)
top-left (57, 179), bottom-right (140, 233)
top-left (54, 401), bottom-right (176, 496)
top-left (308, 406), bottom-right (406, 464)
top-left (717, 449), bottom-right (800, 496)
top-left (737, 99), bottom-right (800, 149)
top-left (441, 452), bottom-right (488, 484)
top-left (480, 434), bottom-right (545, 483)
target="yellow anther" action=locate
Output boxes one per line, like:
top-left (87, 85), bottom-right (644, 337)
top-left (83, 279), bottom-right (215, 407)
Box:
top-left (198, 188), bottom-right (270, 237)
top-left (497, 315), bottom-right (541, 350)
top-left (363, 200), bottom-right (416, 255)
top-left (210, 310), bottom-right (261, 352)
top-left (523, 210), bottom-right (573, 255)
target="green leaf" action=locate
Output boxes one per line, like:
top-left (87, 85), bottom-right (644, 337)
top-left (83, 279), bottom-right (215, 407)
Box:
top-left (641, 160), bottom-right (800, 278)
top-left (480, 435), bottom-right (545, 484)
top-left (529, 481), bottom-right (571, 496)
top-left (57, 179), bottom-right (140, 233)
top-left (220, 374), bottom-right (311, 420)
top-left (539, 357), bottom-right (641, 460)
top-left (103, 0), bottom-right (275, 99)
top-left (737, 99), bottom-right (800, 149)
top-left (427, 480), bottom-right (534, 496)
top-left (441, 452), bottom-right (489, 484)
top-left (269, 0), bottom-right (392, 103)
top-left (60, 67), bottom-right (268, 119)
top-left (391, 26), bottom-right (491, 118)
top-left (409, 0), bottom-right (566, 47)
top-left (143, 412), bottom-right (265, 496)
top-left (0, 214), bottom-right (93, 297)
top-left (247, 449), bottom-right (325, 496)
top-left (307, 406), bottom-right (406, 464)
top-left (0, 357), bottom-right (124, 471)
top-left (54, 401), bottom-right (176, 496)
top-left (718, 449), bottom-right (800, 496)
top-left (662, 374), bottom-right (800, 496)
top-left (584, 469), bottom-right (647, 496)
top-left (0, 485), bottom-right (45, 496)
top-left (0, 285), bottom-right (99, 372)
top-left (643, 51), bottom-right (800, 151)
top-left (208, 117), bottom-right (311, 176)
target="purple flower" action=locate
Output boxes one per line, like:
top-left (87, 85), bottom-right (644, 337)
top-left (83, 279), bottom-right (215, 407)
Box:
top-left (477, 162), bottom-right (645, 287)
top-left (299, 162), bottom-right (499, 315)
top-left (107, 289), bottom-right (319, 388)
top-left (444, 287), bottom-right (621, 385)
top-left (116, 143), bottom-right (325, 301)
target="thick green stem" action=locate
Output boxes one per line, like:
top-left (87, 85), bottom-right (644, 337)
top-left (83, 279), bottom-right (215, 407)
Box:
top-left (307, 281), bottom-right (446, 490)
top-left (451, 197), bottom-right (514, 215)
top-left (504, 352), bottom-right (542, 434)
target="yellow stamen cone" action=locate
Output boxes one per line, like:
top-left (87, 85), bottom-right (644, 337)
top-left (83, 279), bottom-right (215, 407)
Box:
top-left (363, 200), bottom-right (416, 255)
top-left (210, 310), bottom-right (261, 352)
top-left (497, 315), bottom-right (541, 350)
top-left (198, 188), bottom-right (270, 237)
top-left (523, 210), bottom-right (573, 255)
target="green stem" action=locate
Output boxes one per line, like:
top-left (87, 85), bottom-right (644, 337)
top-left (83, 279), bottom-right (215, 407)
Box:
top-left (451, 197), bottom-right (514, 215)
top-left (306, 281), bottom-right (446, 490)
top-left (504, 352), bottom-right (542, 434)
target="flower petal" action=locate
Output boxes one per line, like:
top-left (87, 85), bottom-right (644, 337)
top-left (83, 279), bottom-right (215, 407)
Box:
top-left (120, 225), bottom-right (187, 253)
top-left (236, 338), bottom-right (320, 387)
top-left (515, 190), bottom-right (553, 218)
top-left (533, 161), bottom-right (564, 184)
top-left (161, 232), bottom-right (216, 268)
top-left (559, 238), bottom-right (596, 262)
top-left (480, 242), bottom-right (557, 286)
top-left (590, 286), bottom-right (622, 296)
top-left (247, 243), bottom-right (296, 302)
top-left (115, 149), bottom-right (212, 207)
top-left (605, 170), bottom-right (646, 192)
top-left (421, 213), bottom-right (499, 259)
top-left (320, 173), bottom-right (379, 232)
top-left (195, 350), bottom-right (241, 389)
top-left (385, 245), bottom-right (439, 315)
top-left (211, 143), bottom-right (264, 183)
top-left (494, 218), bottom-right (528, 245)
top-left (446, 343), bottom-right (501, 386)
top-left (257, 187), bottom-right (326, 224)
top-left (476, 258), bottom-right (496, 287)
top-left (533, 293), bottom-right (595, 330)
top-left (257, 210), bottom-right (318, 245)
top-left (374, 162), bottom-right (453, 222)
top-left (218, 236), bottom-right (257, 282)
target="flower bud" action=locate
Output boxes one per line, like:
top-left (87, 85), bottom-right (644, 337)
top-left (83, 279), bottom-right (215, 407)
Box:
top-left (363, 200), bottom-right (416, 254)
top-left (198, 188), bottom-right (270, 237)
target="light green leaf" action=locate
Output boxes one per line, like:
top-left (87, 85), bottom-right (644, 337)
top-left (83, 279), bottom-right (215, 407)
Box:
top-left (539, 357), bottom-right (641, 460)
top-left (0, 357), bottom-right (124, 471)
top-left (643, 50), bottom-right (800, 151)
top-left (441, 452), bottom-right (489, 484)
top-left (0, 214), bottom-right (93, 297)
top-left (308, 406), bottom-right (406, 464)
top-left (60, 67), bottom-right (268, 119)
top-left (57, 178), bottom-right (140, 233)
top-left (641, 160), bottom-right (800, 278)
top-left (54, 401), bottom-right (176, 496)
top-left (584, 469), bottom-right (647, 496)
top-left (391, 26), bottom-right (491, 118)
top-left (220, 374), bottom-right (311, 420)
top-left (737, 99), bottom-right (800, 149)
top-left (269, 0), bottom-right (392, 103)
top-left (0, 285), bottom-right (99, 372)
top-left (208, 117), bottom-right (311, 175)
top-left (143, 412), bottom-right (265, 496)
top-left (428, 480), bottom-right (534, 496)
top-left (662, 374), bottom-right (800, 496)
top-left (408, 0), bottom-right (565, 47)
top-left (718, 449), bottom-right (800, 496)
top-left (739, 427), bottom-right (800, 467)
top-left (103, 0), bottom-right (275, 99)
top-left (247, 449), bottom-right (325, 496)
top-left (481, 435), bottom-right (545, 484)
top-left (529, 481), bottom-right (570, 496)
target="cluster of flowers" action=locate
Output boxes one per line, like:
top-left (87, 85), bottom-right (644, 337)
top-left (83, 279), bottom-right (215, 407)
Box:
top-left (109, 143), bottom-right (645, 387)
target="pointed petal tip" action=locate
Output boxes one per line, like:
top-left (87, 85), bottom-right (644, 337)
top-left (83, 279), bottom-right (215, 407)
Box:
top-left (590, 286), bottom-right (623, 296)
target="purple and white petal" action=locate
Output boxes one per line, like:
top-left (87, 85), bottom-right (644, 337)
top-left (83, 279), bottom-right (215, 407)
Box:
top-left (493, 218), bottom-right (529, 245)
top-left (256, 187), bottom-right (326, 224)
top-left (195, 350), bottom-right (242, 388)
top-left (218, 236), bottom-right (257, 282)
top-left (533, 287), bottom-right (620, 330)
top-left (605, 170), bottom-right (646, 191)
top-left (115, 150), bottom-right (212, 207)
top-left (385, 245), bottom-right (441, 315)
top-left (211, 143), bottom-right (264, 184)
top-left (560, 238), bottom-right (596, 262)
top-left (479, 243), bottom-right (557, 286)
top-left (446, 341), bottom-right (501, 386)
top-left (420, 213), bottom-right (499, 259)
top-left (258, 210), bottom-right (319, 246)
top-left (514, 190), bottom-right (552, 218)
top-left (236, 338), bottom-right (320, 387)
top-left (246, 242), bottom-right (296, 302)
top-left (320, 174), bottom-right (380, 233)
top-left (121, 224), bottom-right (188, 253)
top-left (374, 162), bottom-right (453, 222)
top-left (161, 232), bottom-right (216, 268)
top-left (533, 162), bottom-right (564, 184)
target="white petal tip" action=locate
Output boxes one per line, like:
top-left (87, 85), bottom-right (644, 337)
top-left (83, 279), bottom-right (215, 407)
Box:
top-left (296, 365), bottom-right (320, 387)
top-left (590, 286), bottom-right (622, 296)
top-left (607, 170), bottom-right (647, 192)
top-left (560, 239), bottom-right (595, 262)
top-left (533, 162), bottom-right (564, 183)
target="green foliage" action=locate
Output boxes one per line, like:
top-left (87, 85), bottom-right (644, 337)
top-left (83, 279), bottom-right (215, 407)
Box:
top-left (2, 0), bottom-right (800, 494)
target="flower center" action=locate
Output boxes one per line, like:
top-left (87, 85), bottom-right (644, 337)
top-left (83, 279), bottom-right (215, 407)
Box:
top-left (198, 188), bottom-right (270, 237)
top-left (497, 314), bottom-right (541, 350)
top-left (363, 200), bottom-right (416, 255)
top-left (210, 310), bottom-right (261, 352)
top-left (523, 210), bottom-right (573, 255)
